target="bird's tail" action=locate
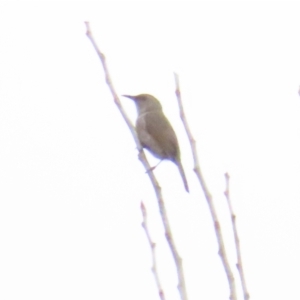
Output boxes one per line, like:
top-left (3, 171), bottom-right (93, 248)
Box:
top-left (177, 160), bottom-right (189, 193)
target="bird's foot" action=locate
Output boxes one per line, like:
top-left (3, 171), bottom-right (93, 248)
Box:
top-left (145, 165), bottom-right (156, 173)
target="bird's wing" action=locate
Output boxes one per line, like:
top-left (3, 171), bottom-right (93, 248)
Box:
top-left (137, 111), bottom-right (180, 160)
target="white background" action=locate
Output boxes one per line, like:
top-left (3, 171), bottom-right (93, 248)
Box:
top-left (1, 2), bottom-right (300, 300)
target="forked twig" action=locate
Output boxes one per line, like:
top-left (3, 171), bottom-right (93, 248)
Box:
top-left (85, 22), bottom-right (188, 300)
top-left (174, 73), bottom-right (237, 300)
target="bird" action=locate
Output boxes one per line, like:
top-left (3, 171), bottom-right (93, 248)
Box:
top-left (123, 94), bottom-right (189, 192)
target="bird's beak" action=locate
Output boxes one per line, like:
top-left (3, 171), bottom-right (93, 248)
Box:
top-left (122, 95), bottom-right (136, 101)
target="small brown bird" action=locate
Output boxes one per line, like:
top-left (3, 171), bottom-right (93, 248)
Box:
top-left (123, 94), bottom-right (189, 192)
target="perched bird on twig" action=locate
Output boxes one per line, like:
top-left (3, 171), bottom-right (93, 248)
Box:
top-left (123, 94), bottom-right (189, 193)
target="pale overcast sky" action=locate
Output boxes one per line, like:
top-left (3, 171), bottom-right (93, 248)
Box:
top-left (1, 2), bottom-right (300, 300)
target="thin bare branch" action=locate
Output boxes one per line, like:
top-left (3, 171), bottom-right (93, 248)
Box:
top-left (174, 73), bottom-right (237, 300)
top-left (85, 22), bottom-right (188, 300)
top-left (85, 22), bottom-right (138, 144)
top-left (141, 202), bottom-right (166, 300)
top-left (224, 173), bottom-right (250, 300)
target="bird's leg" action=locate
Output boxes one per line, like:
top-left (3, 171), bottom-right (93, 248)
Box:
top-left (145, 160), bottom-right (163, 173)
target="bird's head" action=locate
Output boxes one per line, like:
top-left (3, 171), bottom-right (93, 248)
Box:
top-left (123, 94), bottom-right (162, 114)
